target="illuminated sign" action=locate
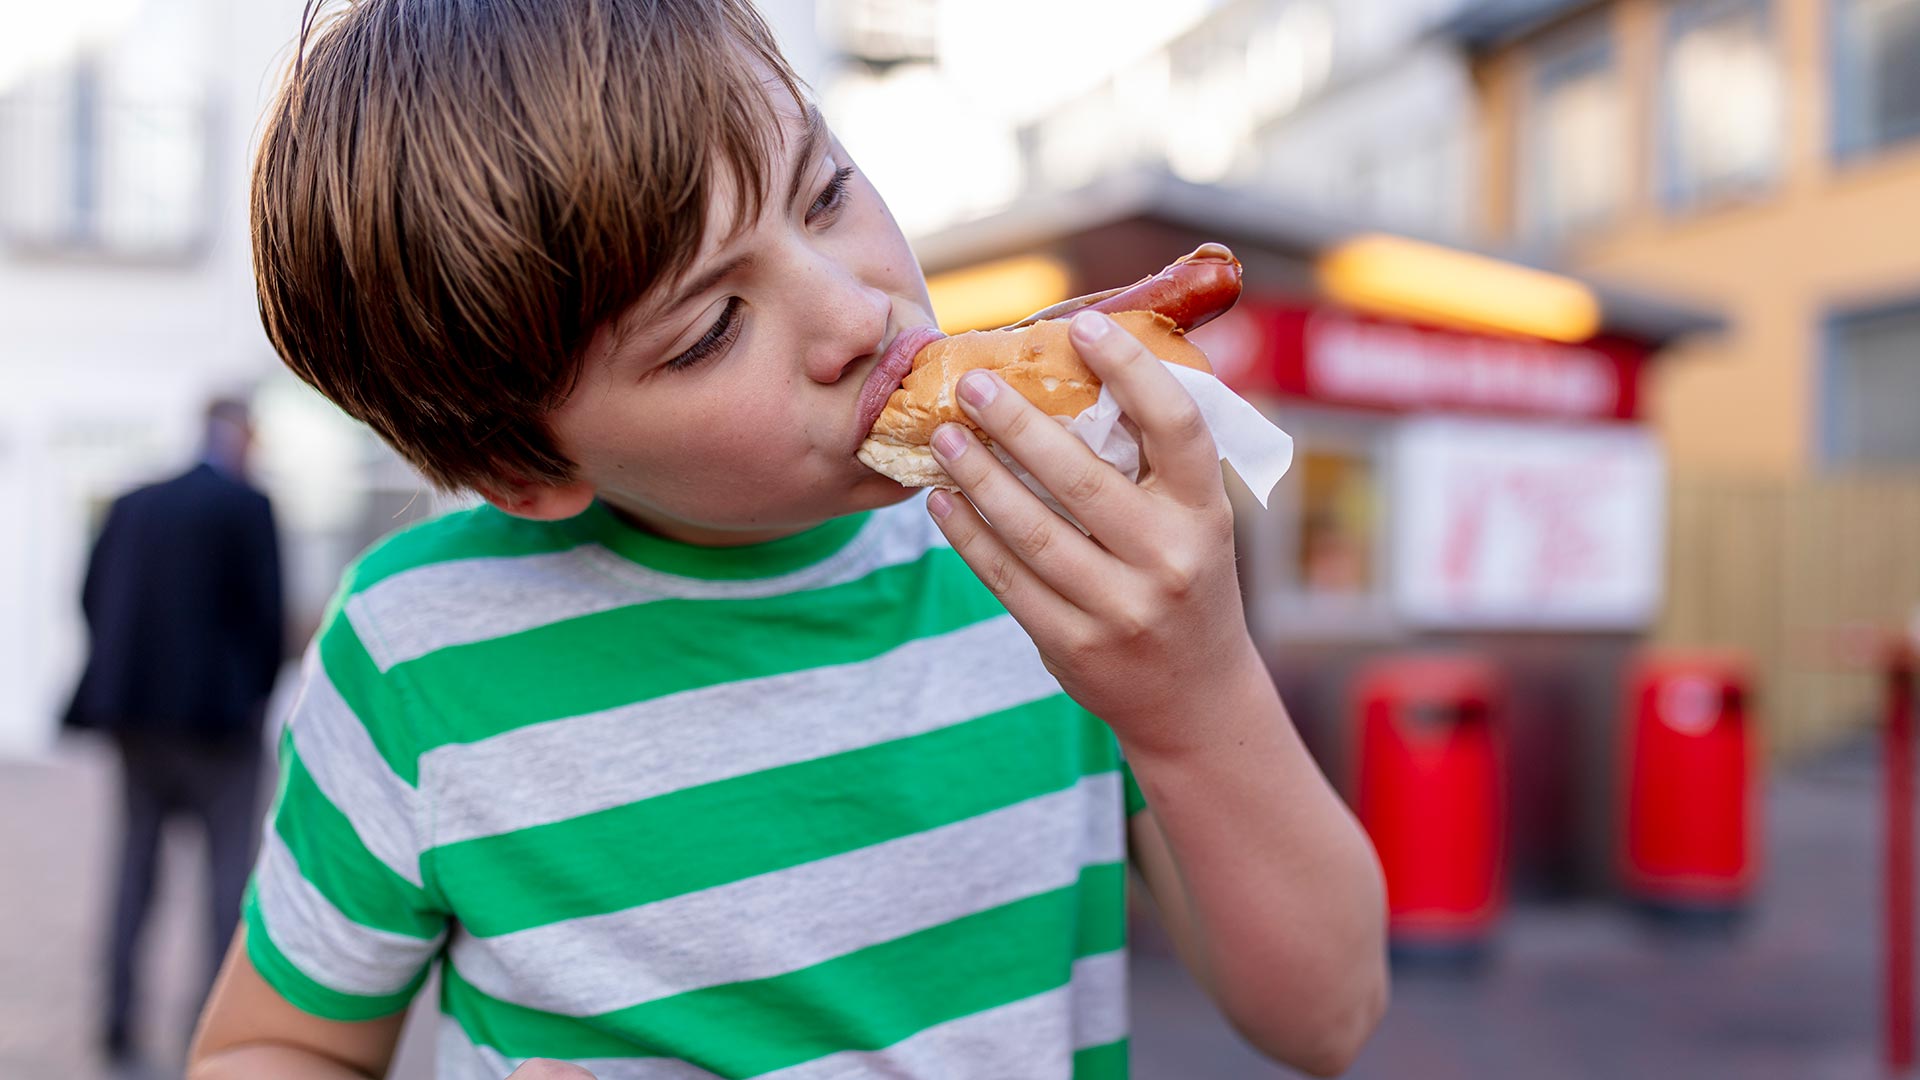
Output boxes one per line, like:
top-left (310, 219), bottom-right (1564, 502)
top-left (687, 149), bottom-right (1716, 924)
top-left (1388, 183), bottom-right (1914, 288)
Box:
top-left (1388, 419), bottom-right (1665, 630)
top-left (1188, 300), bottom-right (1649, 420)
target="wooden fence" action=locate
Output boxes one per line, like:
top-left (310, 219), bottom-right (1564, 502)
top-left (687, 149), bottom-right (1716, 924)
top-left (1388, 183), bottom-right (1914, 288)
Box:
top-left (1659, 472), bottom-right (1920, 761)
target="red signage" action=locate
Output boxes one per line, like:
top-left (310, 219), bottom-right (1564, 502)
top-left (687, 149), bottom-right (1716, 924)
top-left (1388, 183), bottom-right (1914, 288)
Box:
top-left (1187, 298), bottom-right (1650, 421)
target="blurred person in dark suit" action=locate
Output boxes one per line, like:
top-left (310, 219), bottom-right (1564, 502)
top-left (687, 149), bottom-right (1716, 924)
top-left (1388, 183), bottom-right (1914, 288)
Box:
top-left (64, 396), bottom-right (285, 1067)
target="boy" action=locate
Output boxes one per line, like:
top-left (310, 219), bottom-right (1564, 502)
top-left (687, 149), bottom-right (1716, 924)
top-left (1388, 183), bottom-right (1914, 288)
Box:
top-left (189, 1), bottom-right (1388, 1077)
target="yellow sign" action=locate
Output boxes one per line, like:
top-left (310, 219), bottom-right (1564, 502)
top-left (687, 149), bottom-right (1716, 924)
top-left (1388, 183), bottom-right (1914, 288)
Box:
top-left (1318, 234), bottom-right (1602, 343)
top-left (925, 254), bottom-right (1073, 333)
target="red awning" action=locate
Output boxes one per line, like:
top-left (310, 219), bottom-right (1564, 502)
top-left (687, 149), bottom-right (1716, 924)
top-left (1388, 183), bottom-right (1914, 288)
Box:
top-left (1189, 298), bottom-right (1651, 422)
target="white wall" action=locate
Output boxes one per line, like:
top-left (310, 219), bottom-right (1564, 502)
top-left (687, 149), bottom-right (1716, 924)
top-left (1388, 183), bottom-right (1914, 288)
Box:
top-left (0, 1), bottom-right (840, 758)
top-left (1005, 0), bottom-right (1482, 240)
top-left (0, 0), bottom-right (322, 756)
top-left (1251, 39), bottom-right (1479, 241)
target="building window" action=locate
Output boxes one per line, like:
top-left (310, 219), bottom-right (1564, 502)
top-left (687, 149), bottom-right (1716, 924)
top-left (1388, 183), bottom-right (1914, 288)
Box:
top-left (0, 0), bottom-right (215, 259)
top-left (1295, 447), bottom-right (1381, 599)
top-left (1522, 19), bottom-right (1625, 244)
top-left (819, 0), bottom-right (938, 70)
top-left (1826, 301), bottom-right (1920, 467)
top-left (1834, 0), bottom-right (1920, 157)
top-left (1660, 0), bottom-right (1781, 208)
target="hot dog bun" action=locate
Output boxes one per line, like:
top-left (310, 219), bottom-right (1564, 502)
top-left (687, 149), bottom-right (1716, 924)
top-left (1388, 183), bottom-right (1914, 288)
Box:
top-left (857, 310), bottom-right (1212, 488)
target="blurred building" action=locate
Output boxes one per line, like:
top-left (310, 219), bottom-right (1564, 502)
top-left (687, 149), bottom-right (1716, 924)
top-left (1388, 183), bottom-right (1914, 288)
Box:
top-left (840, 0), bottom-right (1920, 765)
top-left (1016, 0), bottom-right (1480, 242)
top-left (0, 0), bottom-right (309, 756)
top-left (1448, 0), bottom-right (1920, 758)
top-left (827, 0), bottom-right (1913, 889)
top-left (0, 1), bottom-right (832, 757)
top-left (873, 0), bottom-right (1726, 893)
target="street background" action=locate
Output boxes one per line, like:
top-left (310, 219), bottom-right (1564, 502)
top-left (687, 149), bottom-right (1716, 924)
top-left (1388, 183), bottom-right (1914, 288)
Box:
top-left (0, 732), bottom-right (1889, 1078)
top-left (5, 0), bottom-right (1920, 1077)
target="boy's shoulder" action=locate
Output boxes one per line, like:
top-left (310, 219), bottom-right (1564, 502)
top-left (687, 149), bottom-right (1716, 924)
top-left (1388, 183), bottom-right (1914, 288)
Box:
top-left (341, 500), bottom-right (585, 598)
top-left (314, 502), bottom-right (588, 657)
top-left (321, 495), bottom-right (961, 673)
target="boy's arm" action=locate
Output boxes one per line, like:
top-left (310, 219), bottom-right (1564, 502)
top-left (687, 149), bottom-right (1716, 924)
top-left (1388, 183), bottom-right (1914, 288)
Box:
top-left (188, 926), bottom-right (405, 1079)
top-left (1122, 650), bottom-right (1390, 1077)
top-left (191, 928), bottom-right (599, 1080)
top-left (922, 311), bottom-right (1389, 1076)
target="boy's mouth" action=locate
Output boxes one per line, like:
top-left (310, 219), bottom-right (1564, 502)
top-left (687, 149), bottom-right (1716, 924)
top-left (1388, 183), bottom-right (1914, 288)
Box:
top-left (854, 325), bottom-right (946, 447)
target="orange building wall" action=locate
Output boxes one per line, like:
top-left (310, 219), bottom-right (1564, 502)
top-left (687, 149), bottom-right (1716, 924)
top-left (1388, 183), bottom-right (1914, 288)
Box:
top-left (1476, 0), bottom-right (1920, 479)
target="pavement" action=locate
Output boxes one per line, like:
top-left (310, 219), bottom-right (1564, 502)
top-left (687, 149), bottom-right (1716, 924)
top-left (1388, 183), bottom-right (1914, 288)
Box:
top-left (0, 732), bottom-right (1895, 1079)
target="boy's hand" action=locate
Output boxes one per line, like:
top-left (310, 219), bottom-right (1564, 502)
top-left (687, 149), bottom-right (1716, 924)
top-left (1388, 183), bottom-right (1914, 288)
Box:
top-left (926, 309), bottom-right (1259, 755)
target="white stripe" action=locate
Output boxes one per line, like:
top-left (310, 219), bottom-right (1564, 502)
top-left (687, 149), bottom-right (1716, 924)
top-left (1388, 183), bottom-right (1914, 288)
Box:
top-left (288, 643), bottom-right (425, 888)
top-left (433, 948), bottom-right (1127, 1080)
top-left (437, 1016), bottom-right (719, 1080)
top-left (347, 497), bottom-right (943, 672)
top-left (435, 1017), bottom-right (511, 1080)
top-left (449, 772), bottom-right (1125, 1018)
top-left (422, 614), bottom-right (1062, 847)
top-left (1068, 949), bottom-right (1131, 1052)
top-left (252, 830), bottom-right (443, 997)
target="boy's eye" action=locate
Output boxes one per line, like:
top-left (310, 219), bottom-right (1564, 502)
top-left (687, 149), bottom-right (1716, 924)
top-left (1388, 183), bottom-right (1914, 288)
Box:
top-left (809, 165), bottom-right (855, 222)
top-left (660, 166), bottom-right (855, 375)
top-left (663, 296), bottom-right (742, 372)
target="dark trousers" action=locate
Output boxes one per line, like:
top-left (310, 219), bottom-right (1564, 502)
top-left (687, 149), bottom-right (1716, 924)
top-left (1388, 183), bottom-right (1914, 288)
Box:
top-left (104, 729), bottom-right (263, 1052)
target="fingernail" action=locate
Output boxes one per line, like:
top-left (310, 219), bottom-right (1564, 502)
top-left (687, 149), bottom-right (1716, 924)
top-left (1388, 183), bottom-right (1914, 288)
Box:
top-left (1072, 311), bottom-right (1112, 342)
top-left (932, 425), bottom-right (969, 460)
top-left (958, 370), bottom-right (999, 409)
top-left (927, 490), bottom-right (953, 519)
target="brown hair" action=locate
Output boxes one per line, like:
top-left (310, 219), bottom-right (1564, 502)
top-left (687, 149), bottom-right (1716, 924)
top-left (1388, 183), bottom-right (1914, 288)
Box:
top-left (251, 0), bottom-right (806, 492)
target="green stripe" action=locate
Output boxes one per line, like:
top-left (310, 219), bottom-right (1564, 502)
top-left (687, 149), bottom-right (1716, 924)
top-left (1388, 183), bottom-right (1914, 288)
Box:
top-left (242, 882), bottom-right (426, 1022)
top-left (446, 865), bottom-right (1123, 1071)
top-left (1073, 1038), bottom-right (1129, 1078)
top-left (318, 614), bottom-right (424, 784)
top-left (393, 549), bottom-right (1005, 745)
top-left (348, 504), bottom-right (593, 590)
top-left (574, 500), bottom-right (874, 581)
top-left (431, 698), bottom-right (1119, 935)
top-left (274, 734), bottom-right (445, 937)
top-left (348, 501), bottom-right (876, 593)
top-left (1122, 760), bottom-right (1147, 817)
top-left (1076, 862), bottom-right (1129, 958)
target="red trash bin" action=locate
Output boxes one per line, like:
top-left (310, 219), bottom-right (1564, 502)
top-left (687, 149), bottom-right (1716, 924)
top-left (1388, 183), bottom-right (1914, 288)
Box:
top-left (1353, 655), bottom-right (1506, 958)
top-left (1619, 653), bottom-right (1758, 918)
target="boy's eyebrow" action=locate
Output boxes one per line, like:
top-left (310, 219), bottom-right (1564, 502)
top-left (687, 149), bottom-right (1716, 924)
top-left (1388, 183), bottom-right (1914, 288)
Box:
top-left (644, 103), bottom-right (828, 327)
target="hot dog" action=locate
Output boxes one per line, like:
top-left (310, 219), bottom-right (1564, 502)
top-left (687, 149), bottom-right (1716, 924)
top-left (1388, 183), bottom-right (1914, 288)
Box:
top-left (858, 244), bottom-right (1244, 488)
top-left (1007, 242), bottom-right (1242, 332)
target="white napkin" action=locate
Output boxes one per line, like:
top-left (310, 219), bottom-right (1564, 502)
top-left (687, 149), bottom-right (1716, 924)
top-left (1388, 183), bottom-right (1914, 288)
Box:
top-left (987, 362), bottom-right (1295, 529)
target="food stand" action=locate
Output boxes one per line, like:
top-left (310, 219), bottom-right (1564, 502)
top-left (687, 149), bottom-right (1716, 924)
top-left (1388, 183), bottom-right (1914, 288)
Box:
top-left (915, 172), bottom-right (1721, 892)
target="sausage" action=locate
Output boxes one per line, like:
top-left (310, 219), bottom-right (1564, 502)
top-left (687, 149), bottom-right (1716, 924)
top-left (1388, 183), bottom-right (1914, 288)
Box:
top-left (1006, 243), bottom-right (1243, 332)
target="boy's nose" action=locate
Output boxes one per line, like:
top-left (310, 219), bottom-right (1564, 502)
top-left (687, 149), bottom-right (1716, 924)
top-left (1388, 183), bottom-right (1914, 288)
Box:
top-left (805, 289), bottom-right (890, 384)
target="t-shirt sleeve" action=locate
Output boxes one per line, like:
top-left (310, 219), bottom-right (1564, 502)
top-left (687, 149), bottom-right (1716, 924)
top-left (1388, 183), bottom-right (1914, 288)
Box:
top-left (1121, 758), bottom-right (1148, 818)
top-left (243, 604), bottom-right (448, 1021)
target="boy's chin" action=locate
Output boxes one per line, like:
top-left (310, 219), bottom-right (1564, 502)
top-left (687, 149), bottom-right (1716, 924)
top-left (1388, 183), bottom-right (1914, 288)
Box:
top-left (851, 470), bottom-right (926, 507)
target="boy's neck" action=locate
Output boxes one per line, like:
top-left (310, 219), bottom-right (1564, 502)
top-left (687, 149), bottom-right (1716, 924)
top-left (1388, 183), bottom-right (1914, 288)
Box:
top-left (599, 498), bottom-right (823, 548)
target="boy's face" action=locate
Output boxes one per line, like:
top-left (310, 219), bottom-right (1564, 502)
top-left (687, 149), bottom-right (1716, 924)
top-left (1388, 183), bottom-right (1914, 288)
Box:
top-left (520, 82), bottom-right (937, 546)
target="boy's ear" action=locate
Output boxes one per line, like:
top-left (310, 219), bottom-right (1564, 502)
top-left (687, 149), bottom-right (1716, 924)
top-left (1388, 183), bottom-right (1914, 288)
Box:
top-left (479, 474), bottom-right (596, 521)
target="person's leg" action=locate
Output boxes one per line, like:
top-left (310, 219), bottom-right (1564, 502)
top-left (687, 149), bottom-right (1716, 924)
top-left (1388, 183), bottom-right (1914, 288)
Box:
top-left (186, 735), bottom-right (265, 1021)
top-left (104, 732), bottom-right (166, 1061)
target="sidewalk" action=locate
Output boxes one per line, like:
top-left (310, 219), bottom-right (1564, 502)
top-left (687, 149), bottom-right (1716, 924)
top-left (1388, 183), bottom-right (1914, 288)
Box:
top-left (0, 734), bottom-right (1891, 1079)
top-left (1131, 735), bottom-right (1888, 1079)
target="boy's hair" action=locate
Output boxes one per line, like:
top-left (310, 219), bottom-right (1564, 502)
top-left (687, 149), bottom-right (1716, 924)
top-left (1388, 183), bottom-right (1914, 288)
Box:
top-left (252, 0), bottom-right (806, 492)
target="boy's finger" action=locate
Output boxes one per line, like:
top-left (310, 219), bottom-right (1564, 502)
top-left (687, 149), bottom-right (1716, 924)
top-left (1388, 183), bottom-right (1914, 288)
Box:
top-left (926, 485), bottom-right (1086, 631)
top-left (929, 422), bottom-right (1117, 609)
top-left (950, 369), bottom-right (1153, 558)
top-left (1067, 311), bottom-right (1222, 506)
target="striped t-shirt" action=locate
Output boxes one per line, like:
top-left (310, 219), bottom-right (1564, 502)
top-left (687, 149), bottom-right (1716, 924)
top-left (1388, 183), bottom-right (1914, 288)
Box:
top-left (243, 492), bottom-right (1147, 1079)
